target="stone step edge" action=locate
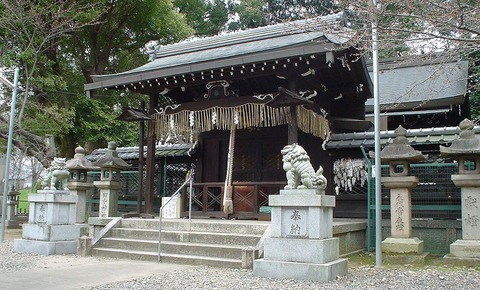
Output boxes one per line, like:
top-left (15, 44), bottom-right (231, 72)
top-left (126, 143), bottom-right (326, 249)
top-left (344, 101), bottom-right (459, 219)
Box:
top-left (121, 218), bottom-right (270, 226)
top-left (112, 228), bottom-right (263, 238)
top-left (120, 220), bottom-right (269, 229)
top-left (97, 237), bottom-right (247, 249)
top-left (93, 247), bottom-right (241, 263)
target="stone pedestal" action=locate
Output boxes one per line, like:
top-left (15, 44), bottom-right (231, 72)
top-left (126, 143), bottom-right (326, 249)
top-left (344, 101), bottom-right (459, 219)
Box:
top-left (444, 174), bottom-right (480, 265)
top-left (94, 180), bottom-right (122, 218)
top-left (253, 189), bottom-right (347, 282)
top-left (68, 181), bottom-right (94, 223)
top-left (381, 176), bottom-right (425, 256)
top-left (13, 190), bottom-right (80, 255)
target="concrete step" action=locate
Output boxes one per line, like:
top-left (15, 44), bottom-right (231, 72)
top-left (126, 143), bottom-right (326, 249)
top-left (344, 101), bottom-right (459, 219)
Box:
top-left (120, 218), bottom-right (269, 235)
top-left (160, 241), bottom-right (243, 259)
top-left (90, 218), bottom-right (271, 268)
top-left (96, 238), bottom-right (157, 252)
top-left (110, 228), bottom-right (261, 245)
top-left (92, 247), bottom-right (241, 268)
top-left (97, 237), bottom-right (244, 259)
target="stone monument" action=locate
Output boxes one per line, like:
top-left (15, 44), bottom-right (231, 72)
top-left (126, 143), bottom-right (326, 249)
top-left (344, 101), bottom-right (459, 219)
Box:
top-left (66, 145), bottom-right (99, 223)
top-left (93, 141), bottom-right (130, 218)
top-left (14, 158), bottom-right (79, 255)
top-left (440, 119), bottom-right (480, 265)
top-left (376, 126), bottom-right (427, 262)
top-left (253, 143), bottom-right (347, 282)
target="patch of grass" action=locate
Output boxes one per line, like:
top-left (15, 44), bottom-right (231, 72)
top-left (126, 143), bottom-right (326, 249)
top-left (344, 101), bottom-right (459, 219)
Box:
top-left (346, 251), bottom-right (376, 267)
top-left (18, 189), bottom-right (30, 214)
top-left (347, 252), bottom-right (480, 272)
top-left (423, 255), bottom-right (445, 267)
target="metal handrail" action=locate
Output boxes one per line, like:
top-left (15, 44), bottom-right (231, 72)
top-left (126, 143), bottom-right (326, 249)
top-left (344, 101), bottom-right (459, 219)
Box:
top-left (157, 166), bottom-right (194, 262)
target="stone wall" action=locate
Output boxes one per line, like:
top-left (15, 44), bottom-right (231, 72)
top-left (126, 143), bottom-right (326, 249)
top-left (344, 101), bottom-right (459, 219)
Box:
top-left (381, 219), bottom-right (462, 254)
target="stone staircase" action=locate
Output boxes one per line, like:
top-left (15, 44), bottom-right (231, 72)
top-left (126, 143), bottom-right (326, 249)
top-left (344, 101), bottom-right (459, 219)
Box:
top-left (91, 218), bottom-right (270, 268)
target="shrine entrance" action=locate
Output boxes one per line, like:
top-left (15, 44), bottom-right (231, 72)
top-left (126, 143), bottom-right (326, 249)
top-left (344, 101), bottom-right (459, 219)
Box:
top-left (184, 127), bottom-right (287, 219)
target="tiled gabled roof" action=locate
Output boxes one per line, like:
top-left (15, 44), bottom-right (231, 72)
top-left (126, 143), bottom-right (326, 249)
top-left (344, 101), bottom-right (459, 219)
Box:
top-left (85, 12), bottom-right (351, 90)
top-left (325, 126), bottom-right (480, 149)
top-left (86, 143), bottom-right (197, 162)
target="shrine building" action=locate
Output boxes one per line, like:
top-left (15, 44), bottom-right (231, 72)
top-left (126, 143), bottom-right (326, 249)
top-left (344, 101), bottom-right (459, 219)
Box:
top-left (84, 12), bottom-right (373, 219)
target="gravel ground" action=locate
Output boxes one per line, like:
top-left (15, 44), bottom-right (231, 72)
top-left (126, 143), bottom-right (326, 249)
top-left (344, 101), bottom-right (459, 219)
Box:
top-left (86, 265), bottom-right (480, 290)
top-left (2, 240), bottom-right (480, 290)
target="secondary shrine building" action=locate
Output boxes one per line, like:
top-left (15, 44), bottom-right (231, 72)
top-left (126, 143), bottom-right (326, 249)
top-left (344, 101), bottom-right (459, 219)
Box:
top-left (85, 13), bottom-right (373, 219)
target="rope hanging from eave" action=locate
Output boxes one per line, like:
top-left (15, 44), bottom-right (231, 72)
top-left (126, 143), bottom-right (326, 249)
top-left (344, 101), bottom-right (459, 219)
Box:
top-left (296, 106), bottom-right (331, 141)
top-left (150, 103), bottom-right (330, 141)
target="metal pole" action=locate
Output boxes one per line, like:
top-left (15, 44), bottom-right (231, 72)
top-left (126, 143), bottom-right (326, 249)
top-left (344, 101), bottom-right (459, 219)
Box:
top-left (188, 169), bottom-right (193, 222)
top-left (157, 211), bottom-right (163, 262)
top-left (1, 68), bottom-right (20, 241)
top-left (371, 0), bottom-right (383, 268)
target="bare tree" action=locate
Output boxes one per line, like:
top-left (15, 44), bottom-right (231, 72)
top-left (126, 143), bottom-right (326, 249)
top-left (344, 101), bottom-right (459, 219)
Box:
top-left (331, 0), bottom-right (480, 118)
top-left (337, 0), bottom-right (479, 72)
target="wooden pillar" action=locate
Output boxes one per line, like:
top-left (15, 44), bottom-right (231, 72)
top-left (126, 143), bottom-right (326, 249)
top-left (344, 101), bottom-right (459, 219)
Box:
top-left (145, 95), bottom-right (158, 214)
top-left (288, 105), bottom-right (298, 144)
top-left (137, 101), bottom-right (145, 213)
top-left (287, 79), bottom-right (298, 144)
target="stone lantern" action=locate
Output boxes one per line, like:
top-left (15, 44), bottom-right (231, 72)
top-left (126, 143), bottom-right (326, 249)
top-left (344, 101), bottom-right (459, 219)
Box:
top-left (440, 119), bottom-right (480, 265)
top-left (92, 141), bottom-right (130, 218)
top-left (377, 125), bottom-right (426, 259)
top-left (1, 185), bottom-right (21, 228)
top-left (65, 145), bottom-right (99, 223)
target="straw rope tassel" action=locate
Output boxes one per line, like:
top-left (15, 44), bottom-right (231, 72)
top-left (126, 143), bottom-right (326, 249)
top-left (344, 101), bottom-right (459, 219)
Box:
top-left (223, 123), bottom-right (236, 215)
top-left (152, 103), bottom-right (330, 141)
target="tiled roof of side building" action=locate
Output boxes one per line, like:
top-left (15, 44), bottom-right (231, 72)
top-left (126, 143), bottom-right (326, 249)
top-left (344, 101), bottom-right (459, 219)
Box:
top-left (86, 143), bottom-right (197, 162)
top-left (365, 59), bottom-right (468, 113)
top-left (324, 125), bottom-right (480, 149)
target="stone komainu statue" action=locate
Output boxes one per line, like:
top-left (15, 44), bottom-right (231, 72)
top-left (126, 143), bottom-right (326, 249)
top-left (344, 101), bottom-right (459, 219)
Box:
top-left (281, 143), bottom-right (327, 191)
top-left (42, 157), bottom-right (69, 190)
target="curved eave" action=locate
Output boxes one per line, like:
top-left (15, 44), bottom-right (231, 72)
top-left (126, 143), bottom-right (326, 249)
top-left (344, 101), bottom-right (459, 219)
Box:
top-left (366, 95), bottom-right (466, 113)
top-left (85, 37), bottom-right (345, 91)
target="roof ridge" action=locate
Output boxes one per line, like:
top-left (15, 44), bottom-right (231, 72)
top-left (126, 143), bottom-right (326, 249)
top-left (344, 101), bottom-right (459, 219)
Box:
top-left (151, 12), bottom-right (344, 59)
top-left (329, 125), bottom-right (480, 141)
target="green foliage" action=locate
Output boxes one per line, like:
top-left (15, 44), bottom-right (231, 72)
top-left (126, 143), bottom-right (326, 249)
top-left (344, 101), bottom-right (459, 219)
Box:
top-left (70, 0), bottom-right (192, 78)
top-left (229, 0), bottom-right (266, 30)
top-left (265, 0), bottom-right (338, 22)
top-left (468, 52), bottom-right (480, 120)
top-left (174, 0), bottom-right (208, 33)
top-left (470, 90), bottom-right (480, 121)
top-left (0, 0), bottom-right (193, 160)
top-left (176, 0), bottom-right (249, 36)
top-left (70, 95), bottom-right (140, 147)
top-left (228, 0), bottom-right (338, 31)
top-left (21, 103), bottom-right (75, 137)
top-left (205, 0), bottom-right (229, 35)
top-left (176, 0), bottom-right (229, 36)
